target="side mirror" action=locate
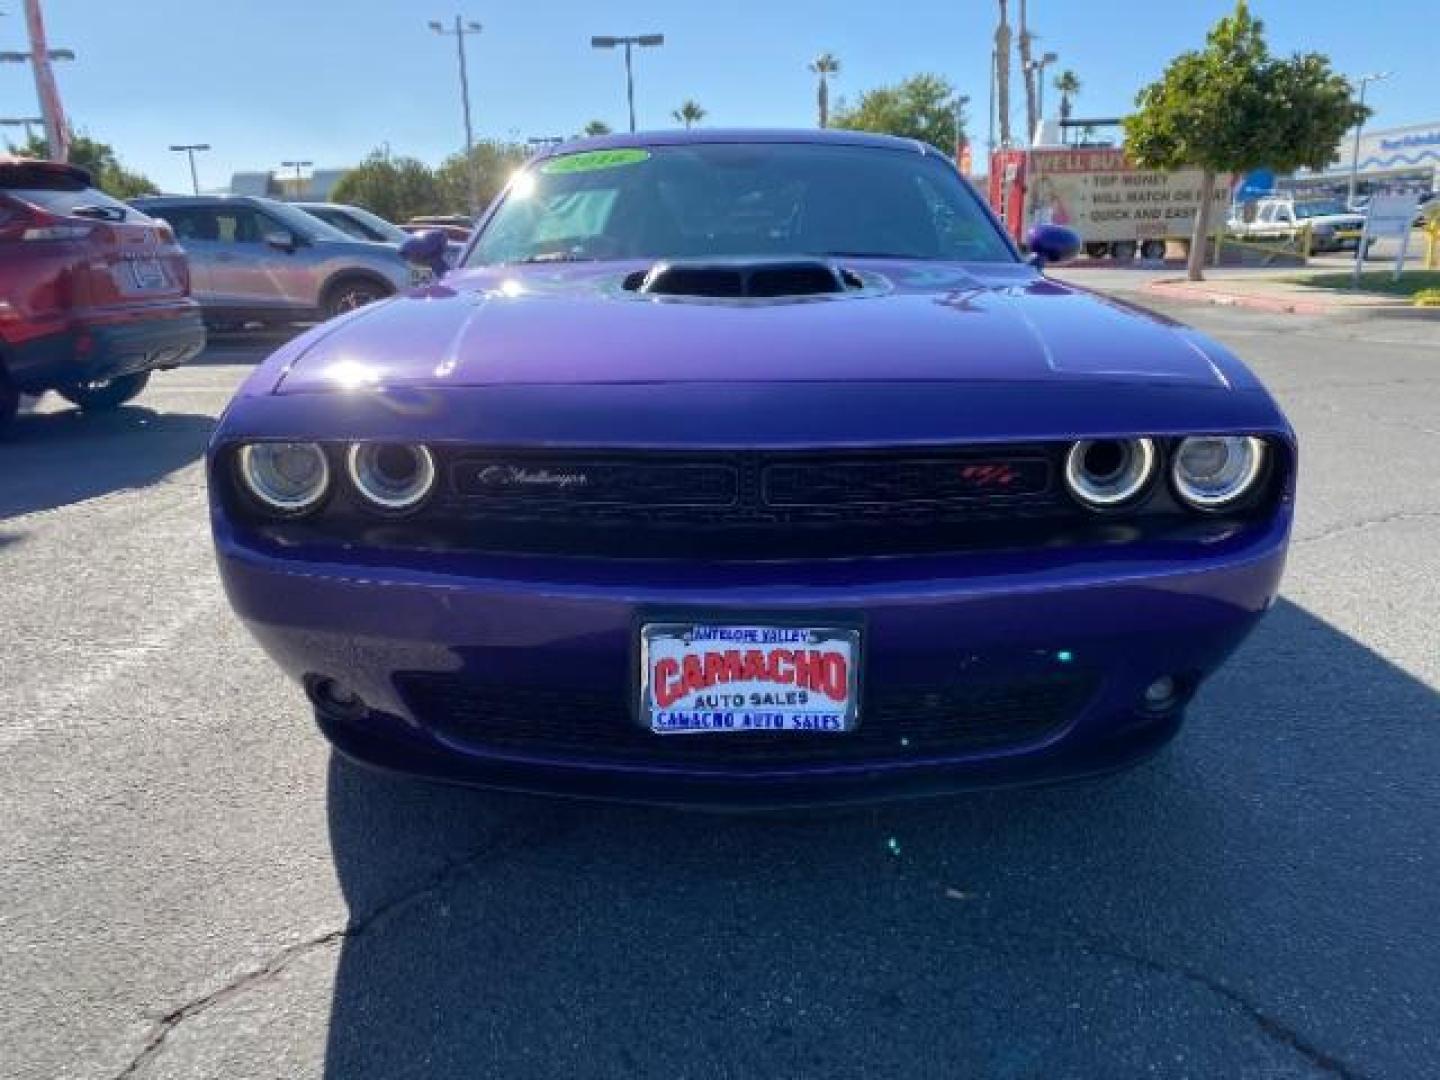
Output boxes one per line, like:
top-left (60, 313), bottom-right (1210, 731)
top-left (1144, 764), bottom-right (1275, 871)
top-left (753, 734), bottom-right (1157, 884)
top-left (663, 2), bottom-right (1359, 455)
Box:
top-left (263, 230), bottom-right (297, 252)
top-left (400, 228), bottom-right (450, 279)
top-left (1026, 223), bottom-right (1082, 268)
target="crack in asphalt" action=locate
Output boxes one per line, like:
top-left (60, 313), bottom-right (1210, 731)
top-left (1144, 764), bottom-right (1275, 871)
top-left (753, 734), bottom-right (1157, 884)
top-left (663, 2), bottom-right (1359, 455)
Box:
top-left (1294, 509), bottom-right (1440, 549)
top-left (111, 815), bottom-right (574, 1079)
top-left (1077, 935), bottom-right (1370, 1079)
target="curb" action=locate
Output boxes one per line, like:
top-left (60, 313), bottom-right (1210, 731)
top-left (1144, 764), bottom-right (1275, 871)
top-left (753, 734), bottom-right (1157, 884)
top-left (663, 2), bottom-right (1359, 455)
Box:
top-left (1144, 279), bottom-right (1438, 320)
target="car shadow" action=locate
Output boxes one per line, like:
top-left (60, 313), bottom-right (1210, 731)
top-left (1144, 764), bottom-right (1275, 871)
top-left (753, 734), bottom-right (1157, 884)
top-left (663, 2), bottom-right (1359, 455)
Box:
top-left (321, 599), bottom-right (1439, 1078)
top-left (0, 404), bottom-right (213, 521)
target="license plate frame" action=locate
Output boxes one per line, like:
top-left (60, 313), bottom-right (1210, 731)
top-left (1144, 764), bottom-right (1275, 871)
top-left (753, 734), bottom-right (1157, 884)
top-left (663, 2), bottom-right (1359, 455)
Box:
top-left (638, 621), bottom-right (861, 736)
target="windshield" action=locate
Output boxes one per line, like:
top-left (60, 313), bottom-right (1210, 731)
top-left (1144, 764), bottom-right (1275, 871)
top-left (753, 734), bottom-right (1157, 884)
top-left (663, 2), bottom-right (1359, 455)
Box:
top-left (307, 204), bottom-right (408, 243)
top-left (468, 142), bottom-right (1014, 266)
top-left (1294, 200), bottom-right (1348, 218)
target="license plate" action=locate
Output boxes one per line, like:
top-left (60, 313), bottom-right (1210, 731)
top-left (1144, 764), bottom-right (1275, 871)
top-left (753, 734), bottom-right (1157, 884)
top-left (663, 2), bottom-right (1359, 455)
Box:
top-left (639, 623), bottom-right (860, 735)
top-left (125, 258), bottom-right (168, 291)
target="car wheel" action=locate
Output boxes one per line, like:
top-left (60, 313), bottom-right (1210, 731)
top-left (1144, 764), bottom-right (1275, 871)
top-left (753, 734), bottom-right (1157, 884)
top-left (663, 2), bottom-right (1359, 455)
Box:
top-left (56, 372), bottom-right (151, 412)
top-left (323, 278), bottom-right (391, 319)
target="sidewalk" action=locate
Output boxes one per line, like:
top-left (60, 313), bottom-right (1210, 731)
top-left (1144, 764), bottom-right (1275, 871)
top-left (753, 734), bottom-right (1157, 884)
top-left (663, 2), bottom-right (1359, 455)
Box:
top-left (1053, 264), bottom-right (1437, 319)
top-left (1143, 275), bottom-right (1423, 316)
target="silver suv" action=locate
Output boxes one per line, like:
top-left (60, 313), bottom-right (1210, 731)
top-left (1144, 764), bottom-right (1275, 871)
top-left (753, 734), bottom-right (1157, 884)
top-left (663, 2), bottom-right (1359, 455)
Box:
top-left (131, 194), bottom-right (421, 327)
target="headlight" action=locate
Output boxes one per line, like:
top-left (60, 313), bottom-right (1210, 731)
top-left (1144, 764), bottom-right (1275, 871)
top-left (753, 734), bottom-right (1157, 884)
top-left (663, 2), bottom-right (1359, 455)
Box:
top-left (1172, 436), bottom-right (1267, 510)
top-left (1064, 438), bottom-right (1157, 508)
top-left (237, 442), bottom-right (330, 513)
top-left (347, 442), bottom-right (436, 510)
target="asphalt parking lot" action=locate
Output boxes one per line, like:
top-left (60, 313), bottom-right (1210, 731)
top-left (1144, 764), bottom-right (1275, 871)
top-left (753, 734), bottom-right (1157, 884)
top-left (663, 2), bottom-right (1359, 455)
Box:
top-left (2, 299), bottom-right (1438, 1079)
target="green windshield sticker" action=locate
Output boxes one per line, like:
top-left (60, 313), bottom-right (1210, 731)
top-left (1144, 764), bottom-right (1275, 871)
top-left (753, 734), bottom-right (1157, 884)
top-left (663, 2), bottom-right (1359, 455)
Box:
top-left (540, 149), bottom-right (651, 175)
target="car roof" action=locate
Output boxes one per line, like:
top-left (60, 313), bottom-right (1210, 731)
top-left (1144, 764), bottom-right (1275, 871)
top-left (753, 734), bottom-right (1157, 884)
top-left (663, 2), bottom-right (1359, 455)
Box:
top-left (530, 127), bottom-right (937, 163)
top-left (0, 156), bottom-right (93, 185)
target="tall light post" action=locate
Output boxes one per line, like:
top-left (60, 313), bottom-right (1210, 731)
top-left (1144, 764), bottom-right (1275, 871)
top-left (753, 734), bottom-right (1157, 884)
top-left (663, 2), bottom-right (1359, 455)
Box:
top-left (0, 117), bottom-right (45, 144)
top-left (988, 46), bottom-right (997, 153)
top-left (1024, 50), bottom-right (1058, 136)
top-left (1347, 71), bottom-right (1391, 207)
top-left (280, 159), bottom-right (312, 199)
top-left (590, 33), bottom-right (664, 133)
top-left (953, 93), bottom-right (970, 171)
top-left (429, 16), bottom-right (482, 213)
top-left (169, 143), bottom-right (210, 195)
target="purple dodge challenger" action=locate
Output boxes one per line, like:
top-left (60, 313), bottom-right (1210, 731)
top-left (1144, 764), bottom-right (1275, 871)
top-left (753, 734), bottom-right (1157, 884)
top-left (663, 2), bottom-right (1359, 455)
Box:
top-left (210, 131), bottom-right (1294, 805)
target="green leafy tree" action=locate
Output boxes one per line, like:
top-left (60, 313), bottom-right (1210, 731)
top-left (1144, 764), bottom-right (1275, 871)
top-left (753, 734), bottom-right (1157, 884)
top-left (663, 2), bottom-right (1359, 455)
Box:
top-left (672, 100), bottom-right (707, 130)
top-left (435, 140), bottom-right (529, 214)
top-left (8, 132), bottom-right (158, 198)
top-left (831, 73), bottom-right (964, 154)
top-left (808, 52), bottom-right (841, 128)
top-left (581, 119), bottom-right (613, 137)
top-left (331, 150), bottom-right (441, 222)
top-left (1054, 70), bottom-right (1081, 123)
top-left (1124, 1), bottom-right (1368, 280)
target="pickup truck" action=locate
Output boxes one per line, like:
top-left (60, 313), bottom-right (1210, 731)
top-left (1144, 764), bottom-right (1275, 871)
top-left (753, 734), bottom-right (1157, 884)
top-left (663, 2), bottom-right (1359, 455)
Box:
top-left (1229, 196), bottom-right (1369, 254)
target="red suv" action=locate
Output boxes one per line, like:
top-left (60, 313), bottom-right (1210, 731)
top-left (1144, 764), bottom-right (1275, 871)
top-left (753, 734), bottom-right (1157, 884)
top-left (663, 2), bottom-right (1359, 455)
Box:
top-left (0, 157), bottom-right (205, 432)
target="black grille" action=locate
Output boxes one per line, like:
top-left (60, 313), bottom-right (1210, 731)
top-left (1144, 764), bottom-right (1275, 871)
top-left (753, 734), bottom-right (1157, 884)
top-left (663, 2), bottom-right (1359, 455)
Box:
top-left (396, 671), bottom-right (1094, 770)
top-left (422, 447), bottom-right (1074, 558)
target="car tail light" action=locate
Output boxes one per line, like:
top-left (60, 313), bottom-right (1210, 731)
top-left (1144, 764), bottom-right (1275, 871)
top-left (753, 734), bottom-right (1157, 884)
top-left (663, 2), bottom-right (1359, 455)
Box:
top-left (347, 443), bottom-right (436, 511)
top-left (1172, 436), bottom-right (1267, 511)
top-left (1064, 438), bottom-right (1157, 509)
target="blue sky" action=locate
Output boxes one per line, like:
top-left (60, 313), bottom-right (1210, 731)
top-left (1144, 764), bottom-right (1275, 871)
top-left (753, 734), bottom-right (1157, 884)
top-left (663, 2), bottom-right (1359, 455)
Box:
top-left (2, 0), bottom-right (1432, 193)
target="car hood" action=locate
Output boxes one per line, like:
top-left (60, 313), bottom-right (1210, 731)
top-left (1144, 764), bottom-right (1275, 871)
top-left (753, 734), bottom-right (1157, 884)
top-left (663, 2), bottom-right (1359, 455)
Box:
top-left (273, 261), bottom-right (1232, 395)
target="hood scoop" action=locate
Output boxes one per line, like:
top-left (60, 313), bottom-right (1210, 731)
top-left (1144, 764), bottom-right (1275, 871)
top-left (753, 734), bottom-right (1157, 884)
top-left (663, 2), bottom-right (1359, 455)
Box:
top-left (624, 258), bottom-right (863, 300)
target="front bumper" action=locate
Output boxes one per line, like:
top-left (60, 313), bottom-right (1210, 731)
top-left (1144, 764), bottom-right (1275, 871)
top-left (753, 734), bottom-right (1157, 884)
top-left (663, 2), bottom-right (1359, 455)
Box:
top-left (5, 309), bottom-right (206, 393)
top-left (215, 510), bottom-right (1291, 805)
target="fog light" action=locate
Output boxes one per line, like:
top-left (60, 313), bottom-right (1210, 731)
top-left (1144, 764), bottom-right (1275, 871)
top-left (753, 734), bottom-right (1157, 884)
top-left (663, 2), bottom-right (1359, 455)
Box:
top-left (1143, 675), bottom-right (1179, 712)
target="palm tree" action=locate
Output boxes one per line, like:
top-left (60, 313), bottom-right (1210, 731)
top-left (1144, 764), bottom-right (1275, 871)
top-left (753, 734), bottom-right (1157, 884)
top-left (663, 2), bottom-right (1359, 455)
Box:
top-left (1054, 70), bottom-right (1081, 123)
top-left (1017, 0), bottom-right (1038, 141)
top-left (581, 119), bottom-right (613, 138)
top-left (994, 3), bottom-right (1011, 146)
top-left (672, 100), bottom-right (707, 130)
top-left (808, 52), bottom-right (841, 128)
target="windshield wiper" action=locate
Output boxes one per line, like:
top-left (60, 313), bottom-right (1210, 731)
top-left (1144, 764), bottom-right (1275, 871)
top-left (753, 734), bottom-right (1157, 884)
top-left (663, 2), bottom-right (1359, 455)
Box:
top-left (71, 204), bottom-right (127, 222)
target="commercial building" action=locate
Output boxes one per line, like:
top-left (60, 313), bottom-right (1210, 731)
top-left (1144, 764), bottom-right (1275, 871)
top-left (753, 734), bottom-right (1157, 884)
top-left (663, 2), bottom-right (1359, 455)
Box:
top-left (1293, 120), bottom-right (1440, 197)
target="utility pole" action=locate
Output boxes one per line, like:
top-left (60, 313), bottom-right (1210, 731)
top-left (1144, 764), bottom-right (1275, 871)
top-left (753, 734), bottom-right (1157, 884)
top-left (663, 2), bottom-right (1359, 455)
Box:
top-left (1347, 71), bottom-right (1391, 207)
top-left (429, 16), bottom-right (482, 212)
top-left (591, 34), bottom-right (665, 133)
top-left (169, 143), bottom-right (210, 195)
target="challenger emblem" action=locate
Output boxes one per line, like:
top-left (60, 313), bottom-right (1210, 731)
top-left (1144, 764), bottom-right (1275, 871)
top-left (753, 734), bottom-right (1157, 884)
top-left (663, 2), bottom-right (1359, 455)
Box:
top-left (477, 465), bottom-right (590, 490)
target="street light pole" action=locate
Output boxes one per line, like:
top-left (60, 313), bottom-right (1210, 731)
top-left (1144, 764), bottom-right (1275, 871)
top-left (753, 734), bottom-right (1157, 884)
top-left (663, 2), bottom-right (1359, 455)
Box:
top-left (169, 143), bottom-right (210, 195)
top-left (280, 159), bottom-right (312, 199)
top-left (1347, 71), bottom-right (1391, 207)
top-left (429, 16), bottom-right (482, 212)
top-left (590, 34), bottom-right (664, 133)
top-left (1025, 51), bottom-right (1059, 137)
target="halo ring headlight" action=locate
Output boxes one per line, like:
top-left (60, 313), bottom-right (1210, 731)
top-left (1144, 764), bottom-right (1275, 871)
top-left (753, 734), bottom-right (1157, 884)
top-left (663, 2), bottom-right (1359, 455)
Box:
top-left (1064, 438), bottom-right (1157, 509)
top-left (1172, 436), bottom-right (1267, 510)
top-left (347, 442), bottom-right (436, 511)
top-left (237, 442), bottom-right (330, 513)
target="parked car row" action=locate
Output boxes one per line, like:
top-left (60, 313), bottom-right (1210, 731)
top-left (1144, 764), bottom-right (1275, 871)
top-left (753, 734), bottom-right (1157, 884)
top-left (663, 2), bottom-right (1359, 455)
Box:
top-left (2, 156), bottom-right (472, 432)
top-left (131, 195), bottom-right (427, 328)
